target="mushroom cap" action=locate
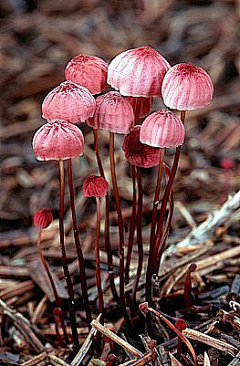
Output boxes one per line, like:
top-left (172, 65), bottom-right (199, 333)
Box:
top-left (87, 91), bottom-right (134, 134)
top-left (124, 96), bottom-right (153, 118)
top-left (32, 120), bottom-right (84, 161)
top-left (83, 175), bottom-right (109, 197)
top-left (33, 208), bottom-right (53, 229)
top-left (122, 125), bottom-right (162, 168)
top-left (65, 54), bottom-right (108, 95)
top-left (162, 62), bottom-right (214, 110)
top-left (140, 110), bottom-right (185, 148)
top-left (107, 45), bottom-right (170, 97)
top-left (42, 81), bottom-right (96, 123)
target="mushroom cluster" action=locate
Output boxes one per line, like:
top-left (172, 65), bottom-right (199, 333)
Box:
top-left (32, 46), bottom-right (214, 345)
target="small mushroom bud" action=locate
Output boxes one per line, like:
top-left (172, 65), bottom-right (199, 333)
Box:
top-left (33, 208), bottom-right (53, 229)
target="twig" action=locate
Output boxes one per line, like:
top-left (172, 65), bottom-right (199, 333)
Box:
top-left (168, 191), bottom-right (240, 252)
top-left (49, 354), bottom-right (71, 366)
top-left (182, 328), bottom-right (238, 356)
top-left (91, 319), bottom-right (143, 358)
top-left (0, 298), bottom-right (44, 353)
top-left (20, 352), bottom-right (47, 366)
top-left (71, 314), bottom-right (102, 366)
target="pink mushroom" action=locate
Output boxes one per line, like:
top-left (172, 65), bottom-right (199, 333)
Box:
top-left (33, 208), bottom-right (53, 229)
top-left (65, 54), bottom-right (108, 95)
top-left (32, 120), bottom-right (91, 344)
top-left (122, 126), bottom-right (161, 168)
top-left (162, 62), bottom-right (214, 111)
top-left (88, 91), bottom-right (134, 308)
top-left (83, 175), bottom-right (109, 316)
top-left (140, 110), bottom-right (185, 148)
top-left (42, 81), bottom-right (96, 124)
top-left (108, 45), bottom-right (170, 97)
top-left (87, 91), bottom-right (134, 133)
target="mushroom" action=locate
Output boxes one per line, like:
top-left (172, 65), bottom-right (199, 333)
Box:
top-left (83, 175), bottom-right (109, 316)
top-left (139, 110), bottom-right (185, 300)
top-left (42, 80), bottom-right (96, 124)
top-left (32, 120), bottom-right (89, 347)
top-left (87, 91), bottom-right (134, 309)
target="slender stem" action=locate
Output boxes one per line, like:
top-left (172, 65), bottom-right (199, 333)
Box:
top-left (96, 197), bottom-right (104, 316)
top-left (67, 159), bottom-right (92, 324)
top-left (36, 229), bottom-right (68, 345)
top-left (125, 165), bottom-right (136, 284)
top-left (149, 148), bottom-right (165, 247)
top-left (109, 132), bottom-right (125, 307)
top-left (132, 167), bottom-right (143, 304)
top-left (58, 160), bottom-right (79, 349)
top-left (146, 112), bottom-right (186, 301)
top-left (93, 129), bottom-right (119, 303)
top-left (155, 190), bottom-right (174, 273)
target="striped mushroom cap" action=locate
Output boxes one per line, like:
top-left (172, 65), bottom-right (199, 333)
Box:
top-left (108, 45), bottom-right (170, 97)
top-left (33, 208), bottom-right (53, 229)
top-left (42, 81), bottom-right (96, 123)
top-left (122, 125), bottom-right (161, 168)
top-left (83, 175), bottom-right (109, 197)
top-left (140, 110), bottom-right (185, 148)
top-left (87, 91), bottom-right (134, 134)
top-left (32, 120), bottom-right (84, 161)
top-left (65, 54), bottom-right (108, 95)
top-left (162, 63), bottom-right (214, 110)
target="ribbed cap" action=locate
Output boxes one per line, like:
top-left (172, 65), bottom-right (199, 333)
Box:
top-left (33, 208), bottom-right (53, 229)
top-left (65, 54), bottom-right (108, 95)
top-left (42, 81), bottom-right (96, 123)
top-left (108, 45), bottom-right (170, 97)
top-left (32, 120), bottom-right (84, 161)
top-left (140, 110), bottom-right (185, 148)
top-left (83, 175), bottom-right (109, 197)
top-left (87, 91), bottom-right (134, 134)
top-left (122, 126), bottom-right (161, 168)
top-left (162, 63), bottom-right (214, 110)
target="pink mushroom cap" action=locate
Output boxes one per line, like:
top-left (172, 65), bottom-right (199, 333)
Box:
top-left (107, 45), bottom-right (170, 97)
top-left (124, 96), bottom-right (153, 118)
top-left (65, 54), bottom-right (108, 95)
top-left (140, 110), bottom-right (185, 148)
top-left (42, 81), bottom-right (96, 123)
top-left (122, 125), bottom-right (162, 168)
top-left (32, 120), bottom-right (84, 161)
top-left (33, 208), bottom-right (53, 229)
top-left (162, 62), bottom-right (214, 110)
top-left (83, 175), bottom-right (109, 197)
top-left (87, 91), bottom-right (134, 134)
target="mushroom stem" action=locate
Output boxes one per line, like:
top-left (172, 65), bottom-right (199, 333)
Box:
top-left (67, 159), bottom-right (92, 325)
top-left (93, 129), bottom-right (119, 303)
top-left (125, 165), bottom-right (136, 284)
top-left (58, 160), bottom-right (79, 349)
top-left (36, 229), bottom-right (68, 345)
top-left (149, 148), bottom-right (165, 248)
top-left (132, 166), bottom-right (143, 304)
top-left (146, 112), bottom-right (186, 301)
top-left (96, 197), bottom-right (104, 316)
top-left (109, 132), bottom-right (125, 309)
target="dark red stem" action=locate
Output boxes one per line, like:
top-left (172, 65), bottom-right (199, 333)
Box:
top-left (184, 264), bottom-right (197, 309)
top-left (36, 230), bottom-right (68, 345)
top-left (58, 160), bottom-right (79, 349)
top-left (109, 132), bottom-right (125, 309)
top-left (132, 166), bottom-right (143, 304)
top-left (125, 165), bottom-right (136, 284)
top-left (93, 129), bottom-right (119, 303)
top-left (96, 197), bottom-right (104, 316)
top-left (67, 159), bottom-right (92, 325)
